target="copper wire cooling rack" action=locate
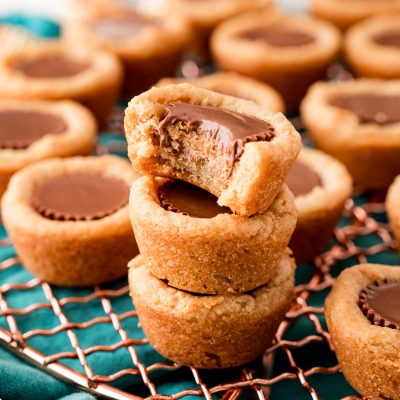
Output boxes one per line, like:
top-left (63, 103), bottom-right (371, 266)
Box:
top-left (0, 109), bottom-right (399, 400)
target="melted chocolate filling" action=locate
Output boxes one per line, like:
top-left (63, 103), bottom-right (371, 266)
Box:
top-left (330, 93), bottom-right (400, 125)
top-left (32, 173), bottom-right (129, 221)
top-left (238, 26), bottom-right (315, 47)
top-left (0, 110), bottom-right (66, 149)
top-left (158, 180), bottom-right (232, 218)
top-left (13, 55), bottom-right (90, 78)
top-left (373, 30), bottom-right (400, 48)
top-left (286, 161), bottom-right (323, 197)
top-left (359, 280), bottom-right (400, 330)
top-left (158, 102), bottom-right (274, 171)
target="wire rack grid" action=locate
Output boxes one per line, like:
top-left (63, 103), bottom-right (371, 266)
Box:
top-left (0, 109), bottom-right (399, 400)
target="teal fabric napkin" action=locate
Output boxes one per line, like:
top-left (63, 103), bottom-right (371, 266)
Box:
top-left (1, 14), bottom-right (399, 400)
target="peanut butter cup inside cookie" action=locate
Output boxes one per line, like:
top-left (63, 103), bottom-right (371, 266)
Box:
top-left (286, 160), bottom-right (323, 197)
top-left (373, 30), bottom-right (400, 48)
top-left (330, 93), bottom-right (400, 125)
top-left (158, 180), bottom-right (231, 218)
top-left (238, 26), bottom-right (315, 47)
top-left (32, 173), bottom-right (129, 221)
top-left (359, 280), bottom-right (400, 329)
top-left (0, 110), bottom-right (66, 149)
top-left (13, 55), bottom-right (90, 79)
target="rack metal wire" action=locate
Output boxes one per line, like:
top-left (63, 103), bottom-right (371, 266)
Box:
top-left (0, 108), bottom-right (398, 400)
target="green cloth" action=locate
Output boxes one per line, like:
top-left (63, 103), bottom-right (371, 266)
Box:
top-left (1, 14), bottom-right (400, 400)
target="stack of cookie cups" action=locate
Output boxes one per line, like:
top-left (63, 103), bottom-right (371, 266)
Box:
top-left (124, 84), bottom-right (301, 368)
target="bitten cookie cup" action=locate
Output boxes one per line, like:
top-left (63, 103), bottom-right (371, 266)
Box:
top-left (157, 72), bottom-right (285, 113)
top-left (387, 176), bottom-right (400, 250)
top-left (124, 84), bottom-right (301, 217)
top-left (210, 11), bottom-right (341, 110)
top-left (63, 11), bottom-right (191, 96)
top-left (286, 148), bottom-right (352, 263)
top-left (129, 176), bottom-right (297, 294)
top-left (170, 0), bottom-right (271, 58)
top-left (345, 15), bottom-right (400, 79)
top-left (311, 0), bottom-right (400, 31)
top-left (0, 42), bottom-right (123, 125)
top-left (301, 79), bottom-right (400, 191)
top-left (129, 253), bottom-right (295, 369)
top-left (325, 264), bottom-right (400, 400)
top-left (2, 156), bottom-right (139, 287)
top-left (0, 99), bottom-right (96, 199)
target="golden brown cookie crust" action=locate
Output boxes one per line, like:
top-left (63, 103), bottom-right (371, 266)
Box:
top-left (289, 148), bottom-right (352, 262)
top-left (301, 79), bottom-right (400, 191)
top-left (129, 253), bottom-right (295, 368)
top-left (345, 15), bottom-right (400, 79)
top-left (211, 11), bottom-right (341, 109)
top-left (2, 156), bottom-right (139, 287)
top-left (311, 0), bottom-right (400, 31)
top-left (0, 42), bottom-right (123, 124)
top-left (63, 12), bottom-right (191, 95)
top-left (129, 176), bottom-right (297, 294)
top-left (0, 26), bottom-right (36, 58)
top-left (325, 263), bottom-right (400, 400)
top-left (157, 72), bottom-right (285, 113)
top-left (387, 175), bottom-right (400, 251)
top-left (0, 99), bottom-right (96, 198)
top-left (124, 83), bottom-right (301, 217)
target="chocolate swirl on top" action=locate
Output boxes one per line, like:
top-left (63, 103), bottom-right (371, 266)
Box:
top-left (158, 180), bottom-right (231, 219)
top-left (158, 102), bottom-right (275, 173)
top-left (359, 279), bottom-right (400, 330)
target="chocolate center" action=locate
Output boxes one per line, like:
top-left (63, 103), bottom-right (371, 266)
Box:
top-left (93, 14), bottom-right (158, 39)
top-left (238, 26), bottom-right (315, 47)
top-left (158, 180), bottom-right (232, 218)
top-left (32, 173), bottom-right (129, 221)
top-left (330, 93), bottom-right (400, 125)
top-left (158, 102), bottom-right (274, 168)
top-left (373, 30), bottom-right (400, 48)
top-left (286, 161), bottom-right (322, 197)
top-left (13, 55), bottom-right (90, 79)
top-left (359, 280), bottom-right (400, 330)
top-left (0, 110), bottom-right (66, 149)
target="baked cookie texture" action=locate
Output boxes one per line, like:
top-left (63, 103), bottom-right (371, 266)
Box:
top-left (157, 72), bottom-right (285, 113)
top-left (63, 11), bottom-right (191, 95)
top-left (345, 15), bottom-right (400, 79)
top-left (0, 99), bottom-right (96, 198)
top-left (124, 84), bottom-right (301, 217)
top-left (301, 79), bottom-right (400, 191)
top-left (0, 26), bottom-right (36, 58)
top-left (211, 11), bottom-right (341, 109)
top-left (129, 176), bottom-right (297, 294)
top-left (129, 253), bottom-right (295, 368)
top-left (0, 42), bottom-right (123, 124)
top-left (311, 0), bottom-right (400, 31)
top-left (2, 156), bottom-right (139, 287)
top-left (170, 0), bottom-right (272, 58)
top-left (325, 263), bottom-right (400, 400)
top-left (287, 148), bottom-right (352, 263)
top-left (387, 175), bottom-right (400, 251)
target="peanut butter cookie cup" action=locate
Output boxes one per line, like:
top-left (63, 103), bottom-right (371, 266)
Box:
top-left (302, 79), bottom-right (400, 190)
top-left (124, 84), bottom-right (301, 217)
top-left (0, 25), bottom-right (36, 58)
top-left (2, 156), bottom-right (139, 287)
top-left (326, 263), bottom-right (400, 400)
top-left (170, 0), bottom-right (272, 58)
top-left (129, 176), bottom-right (296, 294)
top-left (311, 0), bottom-right (400, 31)
top-left (345, 15), bottom-right (400, 79)
top-left (211, 11), bottom-right (340, 109)
top-left (0, 99), bottom-right (96, 198)
top-left (157, 72), bottom-right (285, 113)
top-left (64, 11), bottom-right (191, 95)
top-left (0, 42), bottom-right (122, 124)
top-left (129, 253), bottom-right (295, 368)
top-left (387, 175), bottom-right (400, 252)
top-left (286, 148), bottom-right (352, 262)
